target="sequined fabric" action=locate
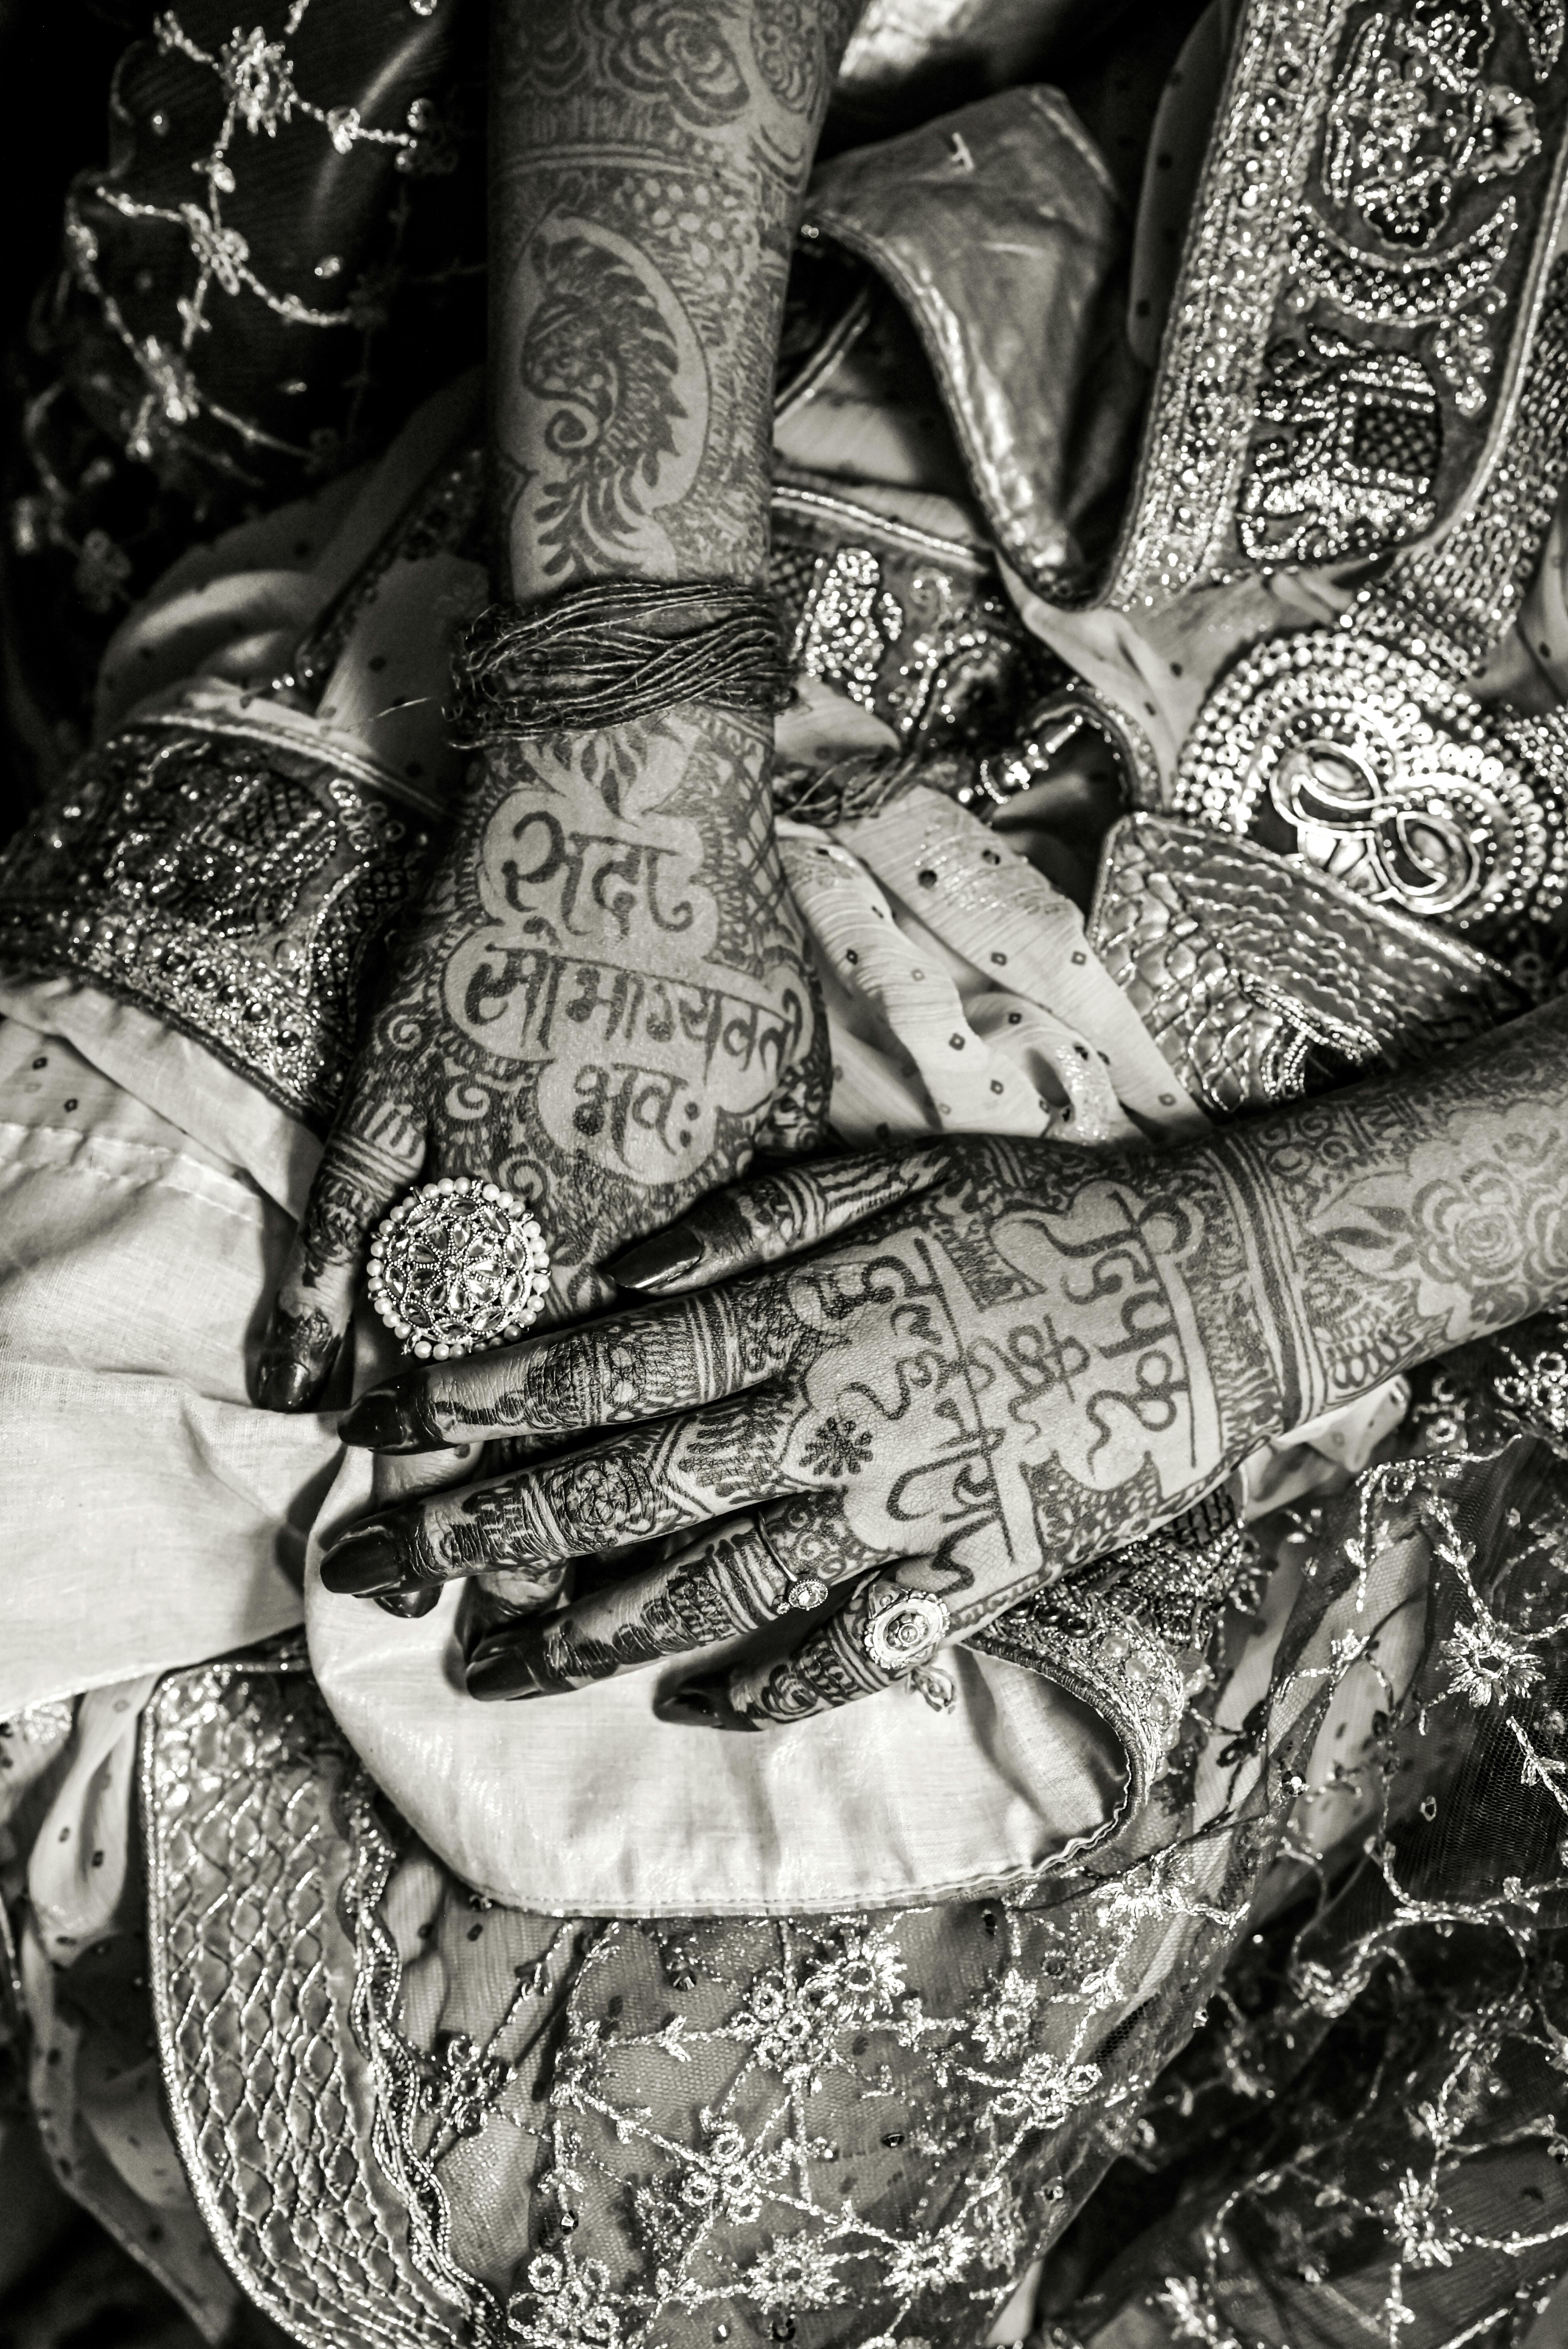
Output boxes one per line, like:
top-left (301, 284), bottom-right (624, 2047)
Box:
top-left (1087, 815), bottom-right (1525, 1114)
top-left (0, 703), bottom-right (440, 1130)
top-left (5, 0), bottom-right (486, 804)
top-left (1108, 0), bottom-right (1568, 609)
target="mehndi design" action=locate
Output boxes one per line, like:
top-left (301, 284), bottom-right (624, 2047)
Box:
top-left (329, 992), bottom-right (1568, 1723)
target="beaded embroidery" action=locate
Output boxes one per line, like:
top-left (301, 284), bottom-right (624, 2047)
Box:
top-left (65, 0), bottom-right (461, 480)
top-left (772, 481), bottom-right (1049, 759)
top-left (1172, 255), bottom-right (1568, 938)
top-left (1173, 628), bottom-right (1568, 930)
top-left (1108, 0), bottom-right (1568, 610)
top-left (0, 706), bottom-right (438, 1129)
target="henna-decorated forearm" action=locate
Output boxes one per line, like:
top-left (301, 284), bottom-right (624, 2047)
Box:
top-left (1208, 993), bottom-right (1568, 1427)
top-left (258, 0), bottom-right (852, 1406)
top-left (492, 0), bottom-right (862, 594)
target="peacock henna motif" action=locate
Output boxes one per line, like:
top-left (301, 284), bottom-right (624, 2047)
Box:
top-left (258, 0), bottom-right (859, 1410)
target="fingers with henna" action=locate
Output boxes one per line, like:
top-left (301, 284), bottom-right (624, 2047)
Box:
top-left (257, 1098), bottom-right (423, 1412)
top-left (337, 1279), bottom-right (796, 1453)
top-left (657, 1566), bottom-right (954, 1729)
top-left (318, 1392), bottom-right (807, 1599)
top-left (603, 1145), bottom-right (953, 1296)
top-left (462, 1492), bottom-right (887, 1700)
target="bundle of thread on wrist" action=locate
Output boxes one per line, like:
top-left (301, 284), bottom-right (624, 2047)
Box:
top-left (449, 579), bottom-right (796, 743)
top-left (773, 745), bottom-right (953, 829)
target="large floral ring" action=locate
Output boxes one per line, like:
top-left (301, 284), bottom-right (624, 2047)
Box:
top-left (861, 1589), bottom-right (951, 1675)
top-left (367, 1177), bottom-right (550, 1362)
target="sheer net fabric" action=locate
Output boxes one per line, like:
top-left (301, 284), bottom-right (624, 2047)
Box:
top-left (132, 1317), bottom-right (1568, 2348)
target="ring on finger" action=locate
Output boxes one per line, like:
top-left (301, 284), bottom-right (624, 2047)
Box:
top-left (752, 1504), bottom-right (838, 1611)
top-left (861, 1588), bottom-right (950, 1673)
top-left (367, 1176), bottom-right (550, 1361)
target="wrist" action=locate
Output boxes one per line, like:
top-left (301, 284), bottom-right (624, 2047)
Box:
top-left (447, 583), bottom-right (791, 786)
top-left (1204, 1001), bottom-right (1568, 1423)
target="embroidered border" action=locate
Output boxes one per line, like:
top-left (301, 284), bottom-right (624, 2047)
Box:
top-left (0, 704), bottom-right (440, 1132)
top-left (1109, 0), bottom-right (1568, 610)
top-left (142, 1649), bottom-right (496, 2349)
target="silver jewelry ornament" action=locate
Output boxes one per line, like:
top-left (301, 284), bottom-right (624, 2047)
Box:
top-left (367, 1177), bottom-right (550, 1361)
top-left (1172, 624), bottom-right (1568, 932)
top-left (861, 1589), bottom-right (951, 1674)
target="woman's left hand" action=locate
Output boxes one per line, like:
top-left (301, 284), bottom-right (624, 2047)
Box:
top-left (320, 1133), bottom-right (1288, 1724)
top-left (321, 994), bottom-right (1568, 1723)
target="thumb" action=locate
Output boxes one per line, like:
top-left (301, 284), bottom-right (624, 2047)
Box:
top-left (256, 1097), bottom-right (424, 1411)
top-left (602, 1143), bottom-right (951, 1296)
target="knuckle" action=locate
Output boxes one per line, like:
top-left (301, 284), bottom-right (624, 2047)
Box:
top-left (518, 1330), bottom-right (605, 1429)
top-left (545, 1444), bottom-right (659, 1543)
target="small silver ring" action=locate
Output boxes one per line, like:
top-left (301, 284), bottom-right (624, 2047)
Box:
top-left (752, 1511), bottom-right (830, 1613)
top-left (861, 1590), bottom-right (951, 1674)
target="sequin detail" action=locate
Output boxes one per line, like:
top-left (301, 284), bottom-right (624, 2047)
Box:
top-left (1108, 0), bottom-right (1568, 608)
top-left (1173, 627), bottom-right (1568, 931)
top-left (0, 707), bottom-right (438, 1130)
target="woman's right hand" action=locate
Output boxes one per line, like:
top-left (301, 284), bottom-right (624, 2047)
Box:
top-left (255, 704), bottom-right (826, 1409)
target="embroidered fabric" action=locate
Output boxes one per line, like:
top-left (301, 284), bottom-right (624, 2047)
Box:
top-left (14, 8), bottom-right (1568, 2345)
top-left (1169, 262), bottom-right (1568, 952)
top-left (133, 1503), bottom-right (1372, 2349)
top-left (1108, 0), bottom-right (1568, 608)
top-left (1087, 815), bottom-right (1525, 1113)
top-left (133, 1333), bottom-right (1568, 2349)
top-left (0, 695), bottom-right (441, 1130)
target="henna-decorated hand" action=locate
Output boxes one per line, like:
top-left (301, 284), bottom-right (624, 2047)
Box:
top-left (256, 0), bottom-right (866, 1410)
top-left (319, 998), bottom-right (1568, 1722)
top-left (257, 709), bottom-right (827, 1407)
top-left (318, 1134), bottom-right (1288, 1717)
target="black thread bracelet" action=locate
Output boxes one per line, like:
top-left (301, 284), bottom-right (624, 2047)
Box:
top-left (449, 580), bottom-right (795, 744)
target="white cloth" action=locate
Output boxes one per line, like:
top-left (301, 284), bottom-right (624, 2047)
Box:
top-left (0, 1020), bottom-right (331, 1711)
top-left (0, 381), bottom-right (1407, 1908)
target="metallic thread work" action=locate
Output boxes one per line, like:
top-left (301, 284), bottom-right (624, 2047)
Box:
top-left (1109, 0), bottom-right (1568, 608)
top-left (0, 707), bottom-right (438, 1130)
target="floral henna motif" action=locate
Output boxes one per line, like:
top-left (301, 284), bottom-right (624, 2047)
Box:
top-left (262, 0), bottom-right (854, 1409)
top-left (525, 0), bottom-right (754, 128)
top-left (517, 225), bottom-right (693, 583)
top-left (1212, 1006), bottom-right (1568, 1420)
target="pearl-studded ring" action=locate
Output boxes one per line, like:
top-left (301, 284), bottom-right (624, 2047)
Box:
top-left (367, 1177), bottom-right (550, 1361)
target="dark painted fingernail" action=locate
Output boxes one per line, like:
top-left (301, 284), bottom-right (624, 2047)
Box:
top-left (375, 1584), bottom-right (442, 1619)
top-left (604, 1226), bottom-right (703, 1291)
top-left (319, 1524), bottom-right (407, 1598)
top-left (465, 1639), bottom-right (551, 1702)
top-left (255, 1356), bottom-right (323, 1413)
top-left (339, 1379), bottom-right (447, 1453)
top-left (653, 1672), bottom-right (759, 1731)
